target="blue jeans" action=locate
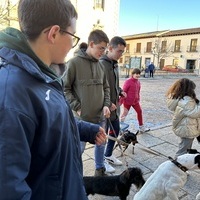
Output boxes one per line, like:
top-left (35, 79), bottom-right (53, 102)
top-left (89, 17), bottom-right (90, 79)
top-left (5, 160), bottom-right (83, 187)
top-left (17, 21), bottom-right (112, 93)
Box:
top-left (95, 119), bottom-right (106, 169)
top-left (175, 137), bottom-right (194, 158)
top-left (80, 119), bottom-right (106, 170)
top-left (104, 118), bottom-right (120, 157)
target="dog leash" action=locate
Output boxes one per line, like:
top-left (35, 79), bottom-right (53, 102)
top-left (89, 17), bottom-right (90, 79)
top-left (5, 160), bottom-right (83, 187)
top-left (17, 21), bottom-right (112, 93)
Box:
top-left (133, 143), bottom-right (160, 156)
top-left (107, 118), bottom-right (124, 156)
top-left (106, 135), bottom-right (129, 146)
top-left (107, 118), bottom-right (130, 167)
top-left (168, 156), bottom-right (188, 172)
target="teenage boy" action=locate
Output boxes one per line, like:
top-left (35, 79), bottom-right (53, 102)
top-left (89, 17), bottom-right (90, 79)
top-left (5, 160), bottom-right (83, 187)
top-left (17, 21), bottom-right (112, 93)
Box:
top-left (100, 36), bottom-right (126, 171)
top-left (0, 0), bottom-right (106, 199)
top-left (63, 29), bottom-right (114, 176)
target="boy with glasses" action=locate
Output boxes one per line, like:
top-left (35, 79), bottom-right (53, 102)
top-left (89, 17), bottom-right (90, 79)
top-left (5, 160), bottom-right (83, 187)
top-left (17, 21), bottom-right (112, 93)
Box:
top-left (63, 29), bottom-right (114, 176)
top-left (0, 0), bottom-right (107, 199)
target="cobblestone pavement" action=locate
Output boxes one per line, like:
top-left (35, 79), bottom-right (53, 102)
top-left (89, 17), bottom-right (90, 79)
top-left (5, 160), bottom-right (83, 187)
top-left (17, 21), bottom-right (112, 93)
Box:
top-left (82, 75), bottom-right (200, 200)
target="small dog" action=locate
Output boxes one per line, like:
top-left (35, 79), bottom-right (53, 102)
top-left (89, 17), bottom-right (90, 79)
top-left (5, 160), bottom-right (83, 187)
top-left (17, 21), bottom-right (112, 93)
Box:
top-left (133, 153), bottom-right (200, 200)
top-left (84, 167), bottom-right (145, 200)
top-left (115, 130), bottom-right (138, 153)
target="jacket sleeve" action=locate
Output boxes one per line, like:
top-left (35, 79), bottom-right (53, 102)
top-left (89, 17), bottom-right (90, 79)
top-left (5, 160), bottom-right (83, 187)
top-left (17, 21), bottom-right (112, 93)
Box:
top-left (76, 119), bottom-right (100, 144)
top-left (0, 109), bottom-right (34, 199)
top-left (123, 79), bottom-right (130, 93)
top-left (184, 102), bottom-right (200, 119)
top-left (62, 61), bottom-right (81, 111)
top-left (103, 71), bottom-right (111, 107)
top-left (166, 97), bottom-right (179, 111)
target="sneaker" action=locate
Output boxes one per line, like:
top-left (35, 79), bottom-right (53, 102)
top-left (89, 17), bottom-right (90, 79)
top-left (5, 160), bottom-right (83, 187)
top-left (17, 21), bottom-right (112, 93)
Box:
top-left (105, 155), bottom-right (123, 166)
top-left (104, 161), bottom-right (115, 173)
top-left (139, 125), bottom-right (150, 133)
top-left (94, 167), bottom-right (108, 177)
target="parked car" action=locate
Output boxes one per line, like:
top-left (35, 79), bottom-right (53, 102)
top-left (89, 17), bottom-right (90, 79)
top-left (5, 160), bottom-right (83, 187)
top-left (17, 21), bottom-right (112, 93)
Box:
top-left (162, 65), bottom-right (189, 72)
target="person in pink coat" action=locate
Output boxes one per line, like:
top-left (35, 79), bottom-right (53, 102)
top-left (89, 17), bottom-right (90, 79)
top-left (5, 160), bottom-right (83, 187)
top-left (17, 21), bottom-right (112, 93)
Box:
top-left (120, 68), bottom-right (150, 133)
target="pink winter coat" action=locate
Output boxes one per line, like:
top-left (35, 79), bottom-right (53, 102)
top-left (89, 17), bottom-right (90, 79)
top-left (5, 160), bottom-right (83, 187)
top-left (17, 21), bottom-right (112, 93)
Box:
top-left (121, 77), bottom-right (141, 105)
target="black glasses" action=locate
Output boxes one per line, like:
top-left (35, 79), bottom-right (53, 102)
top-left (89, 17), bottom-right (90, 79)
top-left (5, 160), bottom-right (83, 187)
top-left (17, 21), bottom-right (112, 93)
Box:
top-left (60, 30), bottom-right (80, 48)
top-left (44, 28), bottom-right (80, 48)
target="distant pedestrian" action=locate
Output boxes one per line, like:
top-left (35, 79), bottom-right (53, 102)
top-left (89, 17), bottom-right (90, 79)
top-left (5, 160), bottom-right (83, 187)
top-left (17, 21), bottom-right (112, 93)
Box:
top-left (166, 78), bottom-right (200, 158)
top-left (120, 68), bottom-right (150, 133)
top-left (144, 66), bottom-right (149, 78)
top-left (148, 62), bottom-right (155, 77)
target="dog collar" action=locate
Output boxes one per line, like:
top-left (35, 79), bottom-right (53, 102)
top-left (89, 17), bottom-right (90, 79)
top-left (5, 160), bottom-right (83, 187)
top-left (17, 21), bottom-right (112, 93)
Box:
top-left (168, 156), bottom-right (188, 172)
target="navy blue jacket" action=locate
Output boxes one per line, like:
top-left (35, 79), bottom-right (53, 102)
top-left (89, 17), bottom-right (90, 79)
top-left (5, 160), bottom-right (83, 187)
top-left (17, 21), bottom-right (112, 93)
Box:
top-left (0, 45), bottom-right (99, 199)
top-left (148, 63), bottom-right (155, 71)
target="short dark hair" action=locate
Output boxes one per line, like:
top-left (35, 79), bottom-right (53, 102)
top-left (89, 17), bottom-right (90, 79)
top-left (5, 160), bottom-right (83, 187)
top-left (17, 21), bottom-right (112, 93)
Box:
top-left (109, 36), bottom-right (126, 48)
top-left (88, 29), bottom-right (109, 44)
top-left (132, 68), bottom-right (141, 75)
top-left (79, 42), bottom-right (88, 50)
top-left (18, 0), bottom-right (78, 40)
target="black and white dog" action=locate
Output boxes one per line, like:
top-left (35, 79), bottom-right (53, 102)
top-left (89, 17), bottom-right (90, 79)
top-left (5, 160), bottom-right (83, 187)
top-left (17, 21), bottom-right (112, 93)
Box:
top-left (114, 130), bottom-right (138, 153)
top-left (84, 167), bottom-right (145, 200)
top-left (133, 152), bottom-right (200, 200)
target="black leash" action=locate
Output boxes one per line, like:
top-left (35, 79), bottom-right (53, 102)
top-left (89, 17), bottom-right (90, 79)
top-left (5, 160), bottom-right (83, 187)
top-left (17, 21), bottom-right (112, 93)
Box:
top-left (168, 156), bottom-right (188, 172)
top-left (107, 118), bottom-right (124, 155)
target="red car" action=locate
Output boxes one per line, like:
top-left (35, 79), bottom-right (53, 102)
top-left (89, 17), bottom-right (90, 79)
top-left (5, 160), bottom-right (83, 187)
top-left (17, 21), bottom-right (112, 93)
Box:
top-left (162, 65), bottom-right (189, 72)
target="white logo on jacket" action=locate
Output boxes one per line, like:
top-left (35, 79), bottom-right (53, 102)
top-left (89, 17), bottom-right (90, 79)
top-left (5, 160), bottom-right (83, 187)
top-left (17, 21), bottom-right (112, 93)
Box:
top-left (45, 89), bottom-right (51, 101)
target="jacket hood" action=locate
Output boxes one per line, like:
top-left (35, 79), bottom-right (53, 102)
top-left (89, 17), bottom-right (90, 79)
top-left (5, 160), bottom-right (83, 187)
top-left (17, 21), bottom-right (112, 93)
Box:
top-left (75, 49), bottom-right (98, 62)
top-left (100, 55), bottom-right (118, 66)
top-left (0, 27), bottom-right (62, 84)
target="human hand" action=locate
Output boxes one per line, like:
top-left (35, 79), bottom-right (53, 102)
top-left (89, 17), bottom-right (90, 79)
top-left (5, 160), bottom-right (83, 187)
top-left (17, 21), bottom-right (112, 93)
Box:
top-left (121, 91), bottom-right (127, 98)
top-left (95, 127), bottom-right (107, 145)
top-left (103, 106), bottom-right (110, 118)
top-left (110, 103), bottom-right (117, 111)
top-left (77, 110), bottom-right (81, 116)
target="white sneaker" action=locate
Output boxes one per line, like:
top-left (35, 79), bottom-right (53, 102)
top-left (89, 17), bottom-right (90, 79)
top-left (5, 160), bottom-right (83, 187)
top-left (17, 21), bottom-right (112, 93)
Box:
top-left (105, 155), bottom-right (123, 166)
top-left (139, 125), bottom-right (150, 133)
top-left (104, 161), bottom-right (115, 173)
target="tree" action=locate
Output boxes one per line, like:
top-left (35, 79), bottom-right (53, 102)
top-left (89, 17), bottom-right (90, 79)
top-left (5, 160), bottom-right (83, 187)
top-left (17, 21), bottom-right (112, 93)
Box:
top-left (0, 0), bottom-right (18, 29)
top-left (151, 37), bottom-right (173, 69)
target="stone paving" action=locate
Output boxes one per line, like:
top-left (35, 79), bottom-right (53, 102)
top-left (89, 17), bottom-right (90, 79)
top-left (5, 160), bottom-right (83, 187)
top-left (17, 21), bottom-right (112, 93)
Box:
top-left (82, 75), bottom-right (200, 200)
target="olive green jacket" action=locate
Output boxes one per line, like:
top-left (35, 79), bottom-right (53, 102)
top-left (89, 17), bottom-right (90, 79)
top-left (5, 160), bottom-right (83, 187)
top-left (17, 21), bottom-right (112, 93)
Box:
top-left (63, 49), bottom-right (110, 123)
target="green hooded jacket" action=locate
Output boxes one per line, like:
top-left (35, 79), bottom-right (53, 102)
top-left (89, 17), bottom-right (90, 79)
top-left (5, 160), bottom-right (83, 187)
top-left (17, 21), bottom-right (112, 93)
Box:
top-left (63, 49), bottom-right (111, 124)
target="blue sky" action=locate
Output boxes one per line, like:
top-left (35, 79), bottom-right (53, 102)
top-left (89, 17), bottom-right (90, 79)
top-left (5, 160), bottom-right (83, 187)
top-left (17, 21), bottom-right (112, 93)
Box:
top-left (119, 0), bottom-right (200, 36)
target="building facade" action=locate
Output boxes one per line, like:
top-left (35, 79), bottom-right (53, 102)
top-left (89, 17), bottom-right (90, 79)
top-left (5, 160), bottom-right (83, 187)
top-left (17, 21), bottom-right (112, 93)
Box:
top-left (69, 0), bottom-right (120, 58)
top-left (120, 28), bottom-right (200, 74)
top-left (1, 0), bottom-right (120, 59)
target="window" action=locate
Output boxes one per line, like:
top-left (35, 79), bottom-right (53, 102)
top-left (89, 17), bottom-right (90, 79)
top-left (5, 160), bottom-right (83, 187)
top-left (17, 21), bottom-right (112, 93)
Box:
top-left (146, 42), bottom-right (152, 52)
top-left (190, 39), bottom-right (197, 52)
top-left (174, 40), bottom-right (181, 52)
top-left (136, 43), bottom-right (141, 53)
top-left (126, 44), bottom-right (130, 53)
top-left (94, 0), bottom-right (104, 10)
top-left (161, 41), bottom-right (167, 52)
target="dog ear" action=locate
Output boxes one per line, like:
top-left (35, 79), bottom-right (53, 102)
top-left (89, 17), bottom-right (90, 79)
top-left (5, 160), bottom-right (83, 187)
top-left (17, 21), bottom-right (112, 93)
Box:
top-left (194, 155), bottom-right (200, 168)
top-left (135, 130), bottom-right (139, 135)
top-left (187, 149), bottom-right (199, 154)
top-left (119, 169), bottom-right (130, 184)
